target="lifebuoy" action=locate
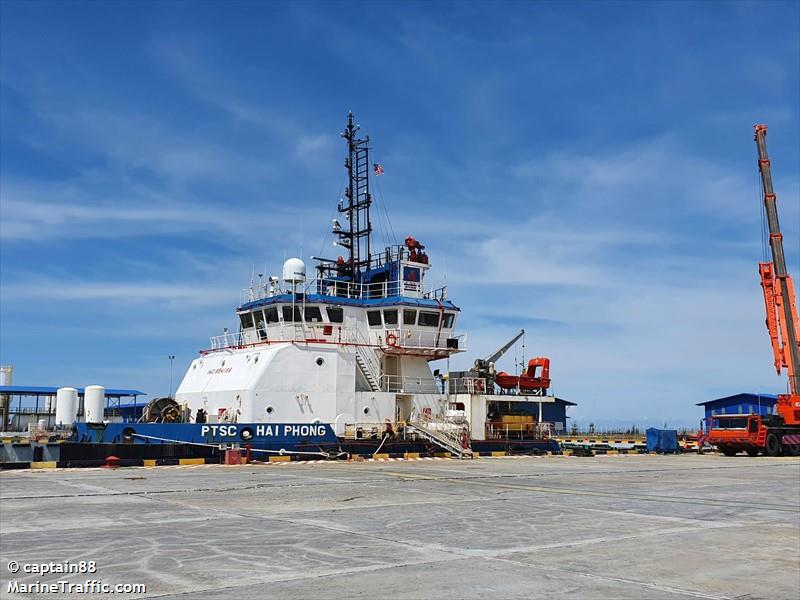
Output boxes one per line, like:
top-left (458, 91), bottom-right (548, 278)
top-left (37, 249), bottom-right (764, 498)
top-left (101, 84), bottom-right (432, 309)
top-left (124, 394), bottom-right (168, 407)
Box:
top-left (474, 378), bottom-right (484, 393)
top-left (460, 429), bottom-right (470, 449)
top-left (386, 332), bottom-right (398, 347)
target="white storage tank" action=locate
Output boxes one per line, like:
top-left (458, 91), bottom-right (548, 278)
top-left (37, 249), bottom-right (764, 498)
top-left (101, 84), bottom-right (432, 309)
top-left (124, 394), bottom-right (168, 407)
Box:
top-left (55, 387), bottom-right (78, 428)
top-left (84, 385), bottom-right (105, 423)
top-left (0, 365), bottom-right (13, 386)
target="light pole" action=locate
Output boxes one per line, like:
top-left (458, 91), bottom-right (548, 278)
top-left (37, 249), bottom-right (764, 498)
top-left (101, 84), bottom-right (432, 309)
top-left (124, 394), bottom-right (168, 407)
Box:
top-left (168, 355), bottom-right (176, 398)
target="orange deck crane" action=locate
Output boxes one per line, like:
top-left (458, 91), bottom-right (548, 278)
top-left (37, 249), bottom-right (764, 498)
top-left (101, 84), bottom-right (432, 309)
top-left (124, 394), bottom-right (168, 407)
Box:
top-left (755, 124), bottom-right (800, 422)
top-left (708, 125), bottom-right (800, 456)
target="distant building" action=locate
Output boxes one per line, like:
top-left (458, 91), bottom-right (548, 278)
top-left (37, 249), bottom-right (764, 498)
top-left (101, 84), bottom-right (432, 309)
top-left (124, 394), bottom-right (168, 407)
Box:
top-left (0, 386), bottom-right (146, 431)
top-left (696, 393), bottom-right (778, 430)
top-left (544, 398), bottom-right (576, 431)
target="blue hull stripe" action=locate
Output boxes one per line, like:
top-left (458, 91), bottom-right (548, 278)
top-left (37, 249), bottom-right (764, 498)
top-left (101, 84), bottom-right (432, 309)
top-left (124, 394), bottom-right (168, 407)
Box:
top-left (73, 422), bottom-right (339, 449)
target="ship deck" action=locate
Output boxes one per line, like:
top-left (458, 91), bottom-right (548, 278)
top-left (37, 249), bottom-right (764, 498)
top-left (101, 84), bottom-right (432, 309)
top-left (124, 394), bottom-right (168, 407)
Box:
top-left (1, 454), bottom-right (798, 599)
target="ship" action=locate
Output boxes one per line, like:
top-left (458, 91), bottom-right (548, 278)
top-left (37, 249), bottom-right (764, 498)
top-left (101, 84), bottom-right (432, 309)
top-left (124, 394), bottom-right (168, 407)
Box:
top-left (71, 114), bottom-right (560, 460)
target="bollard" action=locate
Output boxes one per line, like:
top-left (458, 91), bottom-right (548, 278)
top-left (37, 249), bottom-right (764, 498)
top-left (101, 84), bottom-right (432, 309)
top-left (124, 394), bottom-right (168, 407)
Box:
top-left (103, 455), bottom-right (120, 469)
top-left (224, 449), bottom-right (242, 465)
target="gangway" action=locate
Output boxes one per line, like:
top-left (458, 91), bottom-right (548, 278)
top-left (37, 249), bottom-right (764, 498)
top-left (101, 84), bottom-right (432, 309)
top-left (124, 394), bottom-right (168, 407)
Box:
top-left (408, 413), bottom-right (473, 459)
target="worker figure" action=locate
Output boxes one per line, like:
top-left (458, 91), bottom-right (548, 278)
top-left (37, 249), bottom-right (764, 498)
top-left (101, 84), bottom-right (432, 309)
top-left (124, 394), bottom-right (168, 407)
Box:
top-left (384, 419), bottom-right (395, 439)
top-left (195, 408), bottom-right (207, 424)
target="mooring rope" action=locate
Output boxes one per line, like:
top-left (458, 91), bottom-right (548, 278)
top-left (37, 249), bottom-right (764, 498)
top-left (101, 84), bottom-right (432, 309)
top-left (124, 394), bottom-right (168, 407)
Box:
top-left (371, 432), bottom-right (390, 456)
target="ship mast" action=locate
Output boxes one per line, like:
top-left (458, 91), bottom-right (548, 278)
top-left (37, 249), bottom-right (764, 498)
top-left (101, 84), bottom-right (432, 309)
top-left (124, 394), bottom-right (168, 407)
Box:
top-left (337, 112), bottom-right (373, 278)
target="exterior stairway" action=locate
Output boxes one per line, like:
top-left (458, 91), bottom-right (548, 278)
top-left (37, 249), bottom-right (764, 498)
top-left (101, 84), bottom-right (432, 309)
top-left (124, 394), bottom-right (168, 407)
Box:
top-left (408, 415), bottom-right (473, 459)
top-left (354, 347), bottom-right (381, 392)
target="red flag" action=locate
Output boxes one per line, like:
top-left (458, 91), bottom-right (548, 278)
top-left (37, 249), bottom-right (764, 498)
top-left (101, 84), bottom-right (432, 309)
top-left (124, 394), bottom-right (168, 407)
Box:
top-left (373, 163), bottom-right (384, 176)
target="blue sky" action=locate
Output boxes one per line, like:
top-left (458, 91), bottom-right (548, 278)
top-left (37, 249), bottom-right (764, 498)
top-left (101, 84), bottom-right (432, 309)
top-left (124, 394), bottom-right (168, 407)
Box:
top-left (1, 1), bottom-right (798, 427)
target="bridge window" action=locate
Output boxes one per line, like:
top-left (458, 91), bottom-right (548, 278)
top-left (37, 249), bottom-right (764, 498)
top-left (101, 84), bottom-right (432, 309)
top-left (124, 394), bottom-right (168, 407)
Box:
top-left (253, 310), bottom-right (267, 340)
top-left (419, 311), bottom-right (440, 327)
top-left (367, 310), bottom-right (382, 327)
top-left (403, 309), bottom-right (417, 325)
top-left (239, 312), bottom-right (254, 329)
top-left (383, 309), bottom-right (398, 325)
top-left (265, 307), bottom-right (279, 323)
top-left (282, 305), bottom-right (302, 323)
top-left (304, 306), bottom-right (323, 323)
top-left (443, 313), bottom-right (455, 328)
top-left (326, 307), bottom-right (344, 323)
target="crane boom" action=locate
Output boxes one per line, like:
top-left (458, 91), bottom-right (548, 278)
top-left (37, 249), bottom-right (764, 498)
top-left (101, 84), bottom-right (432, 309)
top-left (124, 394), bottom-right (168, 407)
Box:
top-left (485, 329), bottom-right (525, 365)
top-left (755, 124), bottom-right (800, 397)
top-left (467, 329), bottom-right (526, 388)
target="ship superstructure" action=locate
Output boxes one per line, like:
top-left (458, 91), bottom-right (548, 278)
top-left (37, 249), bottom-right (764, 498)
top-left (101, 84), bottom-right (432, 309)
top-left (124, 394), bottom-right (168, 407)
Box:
top-left (175, 113), bottom-right (465, 436)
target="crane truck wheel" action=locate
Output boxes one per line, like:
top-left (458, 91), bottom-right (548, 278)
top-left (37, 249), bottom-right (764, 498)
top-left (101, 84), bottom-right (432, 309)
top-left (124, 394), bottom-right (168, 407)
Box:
top-left (764, 433), bottom-right (781, 457)
top-left (786, 444), bottom-right (800, 457)
top-left (720, 446), bottom-right (737, 457)
top-left (745, 448), bottom-right (759, 457)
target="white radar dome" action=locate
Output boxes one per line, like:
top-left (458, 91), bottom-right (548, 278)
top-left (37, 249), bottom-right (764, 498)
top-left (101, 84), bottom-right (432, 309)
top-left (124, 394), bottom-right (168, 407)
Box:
top-left (282, 258), bottom-right (306, 284)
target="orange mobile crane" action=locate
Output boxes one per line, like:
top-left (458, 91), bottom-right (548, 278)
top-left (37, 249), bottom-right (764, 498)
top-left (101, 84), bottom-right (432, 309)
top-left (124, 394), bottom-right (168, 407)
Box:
top-left (708, 125), bottom-right (800, 456)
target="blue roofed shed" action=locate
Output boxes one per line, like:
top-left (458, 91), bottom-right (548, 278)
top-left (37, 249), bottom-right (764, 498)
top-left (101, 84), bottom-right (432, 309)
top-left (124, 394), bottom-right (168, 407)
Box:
top-left (697, 393), bottom-right (778, 430)
top-left (0, 386), bottom-right (147, 430)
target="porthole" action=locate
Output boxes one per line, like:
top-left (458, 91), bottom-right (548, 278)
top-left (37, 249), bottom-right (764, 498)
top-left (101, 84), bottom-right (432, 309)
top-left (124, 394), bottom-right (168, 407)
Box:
top-left (265, 406), bottom-right (274, 414)
top-left (316, 357), bottom-right (325, 367)
top-left (254, 355), bottom-right (259, 363)
top-left (363, 407), bottom-right (370, 415)
top-left (240, 427), bottom-right (254, 441)
top-left (221, 360), bottom-right (226, 367)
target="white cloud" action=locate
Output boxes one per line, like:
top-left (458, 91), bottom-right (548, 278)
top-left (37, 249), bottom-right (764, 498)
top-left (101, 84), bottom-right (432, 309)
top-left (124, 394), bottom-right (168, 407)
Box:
top-left (2, 280), bottom-right (237, 307)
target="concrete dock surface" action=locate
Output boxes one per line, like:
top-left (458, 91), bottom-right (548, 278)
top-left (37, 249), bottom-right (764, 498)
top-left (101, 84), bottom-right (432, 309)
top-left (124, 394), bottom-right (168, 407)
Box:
top-left (1, 454), bottom-right (799, 599)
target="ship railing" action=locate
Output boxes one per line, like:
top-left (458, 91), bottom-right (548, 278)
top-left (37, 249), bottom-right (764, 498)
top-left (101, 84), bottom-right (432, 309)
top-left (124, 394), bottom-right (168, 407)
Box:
top-left (380, 375), bottom-right (440, 394)
top-left (485, 421), bottom-right (555, 441)
top-left (382, 328), bottom-right (467, 353)
top-left (208, 324), bottom-right (465, 355)
top-left (493, 386), bottom-right (549, 397)
top-left (445, 377), bottom-right (489, 395)
top-left (424, 285), bottom-right (448, 301)
top-left (240, 277), bottom-right (447, 304)
top-left (210, 331), bottom-right (246, 350)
